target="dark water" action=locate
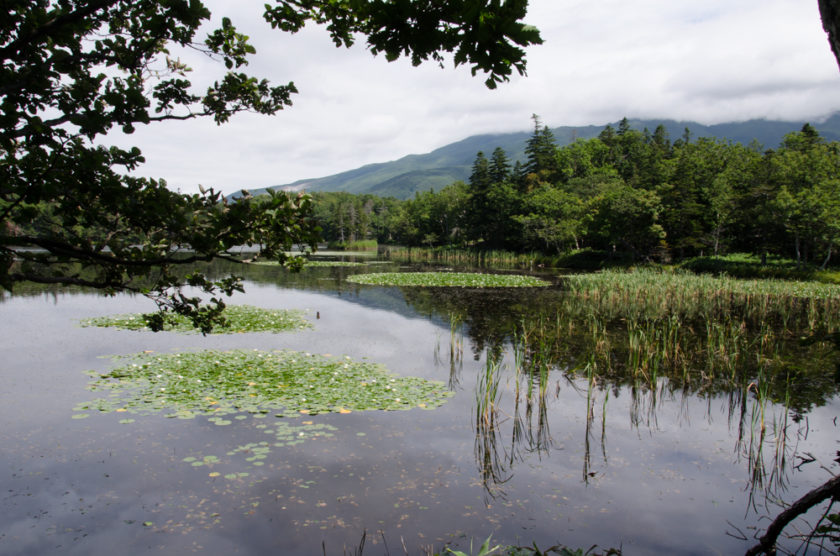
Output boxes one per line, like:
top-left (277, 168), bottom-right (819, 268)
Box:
top-left (1, 259), bottom-right (838, 555)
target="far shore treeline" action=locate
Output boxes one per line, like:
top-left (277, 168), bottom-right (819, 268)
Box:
top-left (306, 116), bottom-right (840, 269)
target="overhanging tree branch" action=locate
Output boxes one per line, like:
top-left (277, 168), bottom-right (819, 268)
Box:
top-left (745, 474), bottom-right (840, 555)
top-left (1, 0), bottom-right (541, 330)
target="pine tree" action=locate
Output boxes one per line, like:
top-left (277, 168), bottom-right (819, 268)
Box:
top-left (523, 114), bottom-right (558, 179)
top-left (469, 151), bottom-right (491, 189)
top-left (489, 147), bottom-right (511, 183)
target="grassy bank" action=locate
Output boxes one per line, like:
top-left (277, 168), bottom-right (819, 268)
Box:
top-left (383, 245), bottom-right (840, 283)
top-left (327, 239), bottom-right (378, 251)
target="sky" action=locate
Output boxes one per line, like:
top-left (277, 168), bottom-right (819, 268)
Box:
top-left (109, 0), bottom-right (840, 195)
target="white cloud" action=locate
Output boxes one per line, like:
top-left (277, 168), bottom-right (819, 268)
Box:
top-left (107, 0), bottom-right (840, 194)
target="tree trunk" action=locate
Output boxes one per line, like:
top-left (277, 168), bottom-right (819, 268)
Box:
top-left (821, 242), bottom-right (833, 270)
top-left (819, 0), bottom-right (840, 71)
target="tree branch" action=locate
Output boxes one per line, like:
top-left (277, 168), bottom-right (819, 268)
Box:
top-left (745, 474), bottom-right (840, 555)
top-left (0, 0), bottom-right (119, 59)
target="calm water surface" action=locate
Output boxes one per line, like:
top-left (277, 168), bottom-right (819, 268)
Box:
top-left (1, 260), bottom-right (838, 555)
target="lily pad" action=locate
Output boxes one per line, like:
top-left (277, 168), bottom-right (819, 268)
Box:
top-left (345, 272), bottom-right (550, 288)
top-left (74, 349), bottom-right (452, 419)
top-left (79, 305), bottom-right (312, 334)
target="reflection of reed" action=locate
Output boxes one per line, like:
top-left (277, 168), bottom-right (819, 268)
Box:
top-left (733, 366), bottom-right (801, 511)
top-left (511, 284), bottom-right (839, 500)
top-left (449, 314), bottom-right (464, 390)
top-left (433, 313), bottom-right (464, 390)
top-left (473, 352), bottom-right (510, 500)
top-left (579, 358), bottom-right (609, 483)
top-left (464, 271), bottom-right (839, 511)
top-left (472, 338), bottom-right (561, 500)
top-left (512, 329), bottom-right (555, 458)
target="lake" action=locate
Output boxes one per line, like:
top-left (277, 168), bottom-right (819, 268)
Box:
top-left (1, 256), bottom-right (838, 555)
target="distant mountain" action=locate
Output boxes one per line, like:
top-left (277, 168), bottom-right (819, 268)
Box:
top-left (241, 114), bottom-right (840, 200)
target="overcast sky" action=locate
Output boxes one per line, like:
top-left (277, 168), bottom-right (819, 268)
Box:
top-left (110, 0), bottom-right (840, 195)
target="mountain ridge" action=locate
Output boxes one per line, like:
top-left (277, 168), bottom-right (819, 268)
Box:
top-left (239, 114), bottom-right (840, 200)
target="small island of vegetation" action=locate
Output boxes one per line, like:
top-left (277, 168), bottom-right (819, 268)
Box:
top-left (346, 271), bottom-right (551, 287)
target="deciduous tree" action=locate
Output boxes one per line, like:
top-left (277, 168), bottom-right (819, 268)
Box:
top-left (1, 0), bottom-right (541, 330)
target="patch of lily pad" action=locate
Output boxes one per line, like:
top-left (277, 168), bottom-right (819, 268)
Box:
top-left (251, 260), bottom-right (366, 267)
top-left (74, 349), bottom-right (452, 419)
top-left (79, 305), bottom-right (312, 334)
top-left (74, 349), bottom-right (452, 474)
top-left (177, 420), bottom-right (339, 477)
top-left (345, 271), bottom-right (551, 288)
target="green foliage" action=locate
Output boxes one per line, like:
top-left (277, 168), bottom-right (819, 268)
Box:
top-left (342, 117), bottom-right (840, 268)
top-left (441, 536), bottom-right (620, 556)
top-left (515, 184), bottom-right (585, 253)
top-left (585, 183), bottom-right (666, 258)
top-left (263, 0), bottom-right (542, 89)
top-left (301, 260), bottom-right (366, 267)
top-left (1, 1), bottom-right (541, 331)
top-left (346, 271), bottom-right (550, 288)
top-left (446, 535), bottom-right (501, 556)
top-left (311, 192), bottom-right (395, 244)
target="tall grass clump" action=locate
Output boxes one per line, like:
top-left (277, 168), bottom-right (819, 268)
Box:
top-left (328, 239), bottom-right (378, 251)
top-left (508, 268), bottom-right (840, 408)
top-left (383, 246), bottom-right (542, 269)
top-left (562, 268), bottom-right (840, 335)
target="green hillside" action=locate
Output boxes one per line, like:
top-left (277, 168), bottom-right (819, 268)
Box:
top-left (240, 114), bottom-right (840, 200)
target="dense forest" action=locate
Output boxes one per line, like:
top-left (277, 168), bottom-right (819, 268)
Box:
top-left (311, 116), bottom-right (840, 267)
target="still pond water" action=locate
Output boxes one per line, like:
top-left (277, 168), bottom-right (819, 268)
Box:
top-left (1, 256), bottom-right (838, 555)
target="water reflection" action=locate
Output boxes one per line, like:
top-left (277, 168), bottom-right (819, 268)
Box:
top-left (462, 335), bottom-right (831, 541)
top-left (2, 256), bottom-right (838, 554)
top-left (271, 256), bottom-right (839, 547)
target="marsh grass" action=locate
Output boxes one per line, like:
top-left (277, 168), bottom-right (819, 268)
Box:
top-left (80, 304), bottom-right (313, 334)
top-left (508, 268), bottom-right (838, 492)
top-left (385, 246), bottom-right (541, 268)
top-left (562, 269), bottom-right (840, 332)
top-left (460, 268), bottom-right (833, 527)
top-left (679, 253), bottom-right (840, 284)
top-left (346, 272), bottom-right (550, 288)
top-left (556, 270), bottom-right (840, 385)
top-left (506, 268), bottom-right (840, 414)
top-left (328, 239), bottom-right (378, 251)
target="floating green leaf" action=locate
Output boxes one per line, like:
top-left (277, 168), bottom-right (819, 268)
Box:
top-left (75, 349), bottom-right (452, 419)
top-left (346, 272), bottom-right (550, 288)
top-left (79, 305), bottom-right (313, 334)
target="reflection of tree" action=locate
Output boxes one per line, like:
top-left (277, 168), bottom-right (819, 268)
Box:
top-left (401, 285), bottom-right (560, 359)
